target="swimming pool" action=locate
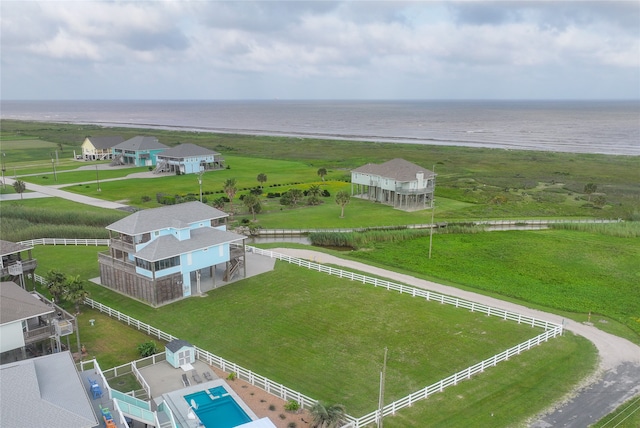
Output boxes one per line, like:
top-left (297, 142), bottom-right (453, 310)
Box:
top-left (183, 386), bottom-right (252, 428)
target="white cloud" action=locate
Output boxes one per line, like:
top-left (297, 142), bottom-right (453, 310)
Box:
top-left (1, 0), bottom-right (637, 99)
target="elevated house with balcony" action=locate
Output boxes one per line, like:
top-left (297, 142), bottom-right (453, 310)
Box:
top-left (111, 136), bottom-right (168, 167)
top-left (0, 281), bottom-right (76, 363)
top-left (99, 201), bottom-right (247, 307)
top-left (0, 239), bottom-right (37, 289)
top-left (154, 143), bottom-right (225, 174)
top-left (79, 135), bottom-right (124, 161)
top-left (351, 158), bottom-right (436, 211)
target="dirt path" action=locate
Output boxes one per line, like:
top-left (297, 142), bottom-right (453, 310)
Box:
top-left (271, 248), bottom-right (640, 427)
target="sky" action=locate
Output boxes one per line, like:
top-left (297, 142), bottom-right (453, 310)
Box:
top-left (1, 1), bottom-right (638, 100)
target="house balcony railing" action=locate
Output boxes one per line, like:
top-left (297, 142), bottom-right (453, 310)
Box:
top-left (24, 325), bottom-right (55, 344)
top-left (0, 258), bottom-right (38, 277)
top-left (109, 238), bottom-right (135, 253)
top-left (99, 252), bottom-right (137, 274)
top-left (394, 185), bottom-right (435, 195)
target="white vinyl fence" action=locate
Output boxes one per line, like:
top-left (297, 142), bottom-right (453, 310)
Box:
top-left (29, 238), bottom-right (564, 426)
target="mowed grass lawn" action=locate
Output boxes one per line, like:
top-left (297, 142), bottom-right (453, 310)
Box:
top-left (32, 245), bottom-right (593, 421)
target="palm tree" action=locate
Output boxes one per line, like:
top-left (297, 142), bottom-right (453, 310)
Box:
top-left (317, 167), bottom-right (327, 182)
top-left (309, 401), bottom-right (346, 428)
top-left (307, 184), bottom-right (322, 205)
top-left (242, 194), bottom-right (261, 221)
top-left (12, 180), bottom-right (26, 199)
top-left (65, 275), bottom-right (90, 314)
top-left (335, 190), bottom-right (350, 218)
top-left (584, 182), bottom-right (597, 202)
top-left (256, 173), bottom-right (267, 188)
top-left (223, 178), bottom-right (238, 213)
top-left (45, 270), bottom-right (67, 304)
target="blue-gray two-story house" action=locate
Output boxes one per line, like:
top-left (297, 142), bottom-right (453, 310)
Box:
top-left (98, 202), bottom-right (246, 306)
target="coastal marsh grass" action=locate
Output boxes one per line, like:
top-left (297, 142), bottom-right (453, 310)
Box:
top-left (32, 247), bottom-right (595, 424)
top-left (350, 230), bottom-right (640, 342)
top-left (0, 199), bottom-right (126, 241)
top-left (1, 119), bottom-right (638, 219)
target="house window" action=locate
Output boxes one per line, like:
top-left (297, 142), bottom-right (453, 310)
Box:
top-left (219, 246), bottom-right (224, 257)
top-left (187, 253), bottom-right (192, 265)
top-left (154, 255), bottom-right (181, 271)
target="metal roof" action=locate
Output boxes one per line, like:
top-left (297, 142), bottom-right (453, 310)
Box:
top-left (352, 158), bottom-right (435, 182)
top-left (106, 201), bottom-right (228, 235)
top-left (0, 281), bottom-right (53, 325)
top-left (0, 352), bottom-right (98, 428)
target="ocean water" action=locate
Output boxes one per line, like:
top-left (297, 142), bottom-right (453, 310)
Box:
top-left (1, 100), bottom-right (638, 155)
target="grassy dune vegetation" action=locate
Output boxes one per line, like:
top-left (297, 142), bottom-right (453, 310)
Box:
top-left (2, 119), bottom-right (639, 220)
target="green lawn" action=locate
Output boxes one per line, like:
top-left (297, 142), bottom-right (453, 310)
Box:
top-left (31, 245), bottom-right (590, 421)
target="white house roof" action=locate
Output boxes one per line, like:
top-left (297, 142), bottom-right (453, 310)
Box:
top-left (112, 136), bottom-right (168, 151)
top-left (0, 239), bottom-right (33, 257)
top-left (0, 351), bottom-right (98, 428)
top-left (107, 201), bottom-right (228, 235)
top-left (0, 281), bottom-right (53, 325)
top-left (157, 143), bottom-right (220, 159)
top-left (135, 227), bottom-right (246, 261)
top-left (352, 158), bottom-right (435, 182)
top-left (84, 136), bottom-right (124, 149)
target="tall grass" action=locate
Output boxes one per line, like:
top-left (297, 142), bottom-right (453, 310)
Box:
top-left (550, 221), bottom-right (640, 238)
top-left (0, 204), bottom-right (123, 241)
top-left (309, 226), bottom-right (483, 249)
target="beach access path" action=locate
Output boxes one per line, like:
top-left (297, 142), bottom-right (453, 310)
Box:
top-left (272, 248), bottom-right (640, 428)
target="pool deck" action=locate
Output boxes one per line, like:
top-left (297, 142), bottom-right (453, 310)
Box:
top-left (138, 359), bottom-right (218, 399)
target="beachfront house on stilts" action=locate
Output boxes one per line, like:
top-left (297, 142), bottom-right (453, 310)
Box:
top-left (351, 158), bottom-right (436, 211)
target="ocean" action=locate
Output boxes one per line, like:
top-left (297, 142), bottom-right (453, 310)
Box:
top-left (1, 100), bottom-right (638, 155)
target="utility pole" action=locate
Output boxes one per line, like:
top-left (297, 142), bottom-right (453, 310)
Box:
top-left (377, 347), bottom-right (388, 428)
top-left (95, 165), bottom-right (101, 192)
top-left (1, 152), bottom-right (6, 190)
top-left (51, 157), bottom-right (57, 182)
top-left (197, 169), bottom-right (204, 203)
top-left (429, 165), bottom-right (436, 259)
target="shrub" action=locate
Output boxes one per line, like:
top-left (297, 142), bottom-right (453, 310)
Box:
top-left (288, 423), bottom-right (297, 428)
top-left (227, 372), bottom-right (236, 381)
top-left (141, 195), bottom-right (151, 203)
top-left (284, 400), bottom-right (300, 412)
top-left (268, 404), bottom-right (276, 411)
top-left (137, 340), bottom-right (157, 358)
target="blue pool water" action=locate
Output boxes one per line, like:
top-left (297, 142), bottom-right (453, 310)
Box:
top-left (183, 386), bottom-right (251, 428)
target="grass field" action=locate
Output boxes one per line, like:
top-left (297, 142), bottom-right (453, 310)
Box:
top-left (32, 245), bottom-right (596, 424)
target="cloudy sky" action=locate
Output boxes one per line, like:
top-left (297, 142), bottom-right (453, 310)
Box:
top-left (1, 1), bottom-right (638, 100)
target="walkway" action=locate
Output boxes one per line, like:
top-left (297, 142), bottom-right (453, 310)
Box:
top-left (272, 248), bottom-right (640, 428)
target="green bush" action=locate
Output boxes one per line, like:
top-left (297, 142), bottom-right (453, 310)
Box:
top-left (136, 340), bottom-right (157, 358)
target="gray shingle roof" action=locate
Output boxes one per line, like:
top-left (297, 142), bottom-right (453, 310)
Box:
top-left (85, 136), bottom-right (124, 149)
top-left (166, 339), bottom-right (193, 352)
top-left (135, 227), bottom-right (245, 261)
top-left (158, 143), bottom-right (220, 159)
top-left (0, 239), bottom-right (33, 257)
top-left (0, 352), bottom-right (98, 428)
top-left (352, 158), bottom-right (434, 182)
top-left (112, 135), bottom-right (168, 151)
top-left (0, 281), bottom-right (53, 325)
top-left (107, 201), bottom-right (228, 235)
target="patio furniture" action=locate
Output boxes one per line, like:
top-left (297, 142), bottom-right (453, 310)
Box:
top-left (192, 370), bottom-right (203, 384)
top-left (182, 373), bottom-right (190, 387)
top-left (89, 378), bottom-right (103, 399)
top-left (203, 371), bottom-right (213, 381)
